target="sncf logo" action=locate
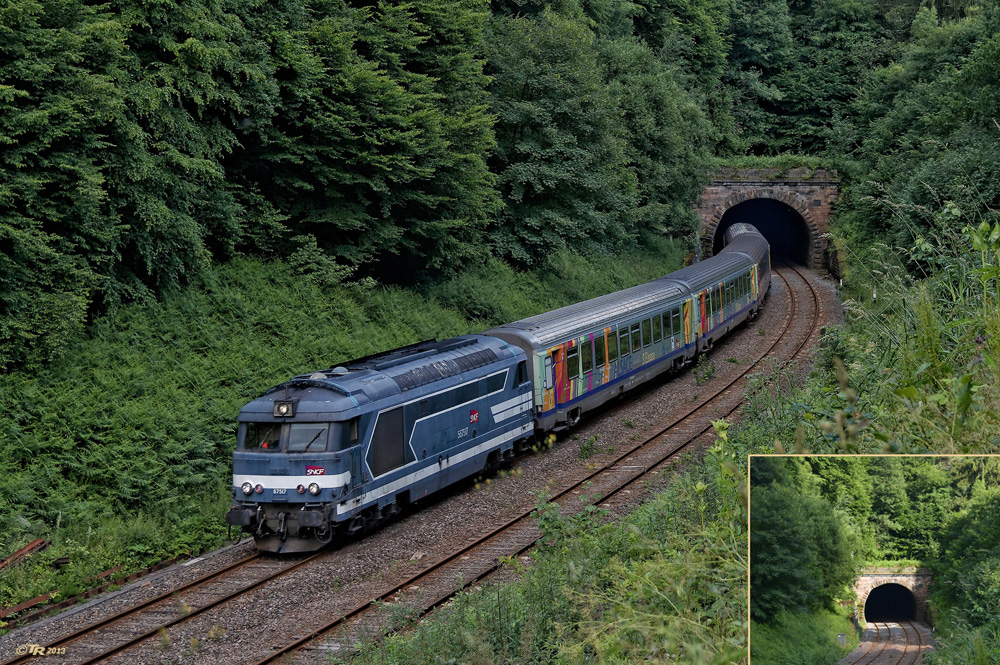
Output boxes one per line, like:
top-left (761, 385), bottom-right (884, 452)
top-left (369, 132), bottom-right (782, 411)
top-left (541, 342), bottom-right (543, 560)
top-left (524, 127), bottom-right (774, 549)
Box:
top-left (305, 466), bottom-right (326, 476)
top-left (469, 410), bottom-right (479, 424)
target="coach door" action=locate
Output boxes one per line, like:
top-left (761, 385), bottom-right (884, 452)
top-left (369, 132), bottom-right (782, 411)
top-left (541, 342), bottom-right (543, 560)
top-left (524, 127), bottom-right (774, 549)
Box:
top-left (552, 347), bottom-right (569, 404)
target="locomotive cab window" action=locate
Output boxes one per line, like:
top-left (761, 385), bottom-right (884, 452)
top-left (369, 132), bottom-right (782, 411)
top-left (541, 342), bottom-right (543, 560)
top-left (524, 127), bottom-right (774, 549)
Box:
top-left (246, 423), bottom-right (281, 452)
top-left (288, 423), bottom-right (329, 452)
top-left (487, 372), bottom-right (505, 393)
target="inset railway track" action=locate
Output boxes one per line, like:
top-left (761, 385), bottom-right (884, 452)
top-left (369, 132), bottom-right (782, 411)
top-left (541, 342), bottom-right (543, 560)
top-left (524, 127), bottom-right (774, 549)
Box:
top-left (838, 620), bottom-right (934, 665)
top-left (3, 265), bottom-right (824, 665)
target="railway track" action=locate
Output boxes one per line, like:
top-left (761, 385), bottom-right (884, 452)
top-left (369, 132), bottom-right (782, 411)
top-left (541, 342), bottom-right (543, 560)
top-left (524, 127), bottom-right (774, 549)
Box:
top-left (2, 265), bottom-right (822, 665)
top-left (837, 620), bottom-right (933, 665)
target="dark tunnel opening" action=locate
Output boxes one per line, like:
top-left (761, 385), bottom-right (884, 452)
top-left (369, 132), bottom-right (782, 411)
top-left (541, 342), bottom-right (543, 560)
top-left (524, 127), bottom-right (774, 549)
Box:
top-left (864, 584), bottom-right (917, 621)
top-left (712, 199), bottom-right (811, 265)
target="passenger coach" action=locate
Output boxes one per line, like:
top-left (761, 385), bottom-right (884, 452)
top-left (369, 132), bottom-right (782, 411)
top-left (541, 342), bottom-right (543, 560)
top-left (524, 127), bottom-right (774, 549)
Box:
top-left (486, 223), bottom-right (770, 431)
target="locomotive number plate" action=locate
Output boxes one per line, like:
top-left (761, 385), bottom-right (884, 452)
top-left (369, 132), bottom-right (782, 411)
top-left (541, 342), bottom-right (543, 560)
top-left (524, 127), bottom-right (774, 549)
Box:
top-left (273, 488), bottom-right (286, 495)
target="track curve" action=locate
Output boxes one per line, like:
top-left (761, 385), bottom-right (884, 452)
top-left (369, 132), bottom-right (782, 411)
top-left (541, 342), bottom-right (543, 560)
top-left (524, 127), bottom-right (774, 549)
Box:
top-left (838, 620), bottom-right (934, 665)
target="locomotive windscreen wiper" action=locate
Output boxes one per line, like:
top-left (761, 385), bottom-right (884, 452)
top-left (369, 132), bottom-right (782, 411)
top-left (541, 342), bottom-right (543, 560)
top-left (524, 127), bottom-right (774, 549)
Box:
top-left (302, 428), bottom-right (325, 452)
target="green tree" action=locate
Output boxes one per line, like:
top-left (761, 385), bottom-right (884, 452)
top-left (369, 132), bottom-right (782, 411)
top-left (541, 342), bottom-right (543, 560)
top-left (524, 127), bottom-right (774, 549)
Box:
top-left (751, 457), bottom-right (857, 623)
top-left (722, 0), bottom-right (793, 152)
top-left (486, 7), bottom-right (636, 265)
top-left (0, 0), bottom-right (124, 370)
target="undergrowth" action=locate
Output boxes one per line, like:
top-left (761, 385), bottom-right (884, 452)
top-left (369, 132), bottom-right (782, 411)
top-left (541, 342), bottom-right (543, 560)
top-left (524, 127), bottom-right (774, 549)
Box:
top-left (341, 434), bottom-right (748, 665)
top-left (731, 219), bottom-right (1000, 456)
top-left (750, 607), bottom-right (858, 665)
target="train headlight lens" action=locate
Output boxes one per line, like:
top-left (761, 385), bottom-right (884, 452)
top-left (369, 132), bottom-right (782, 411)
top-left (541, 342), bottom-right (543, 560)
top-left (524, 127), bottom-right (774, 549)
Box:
top-left (308, 482), bottom-right (320, 496)
top-left (296, 484), bottom-right (306, 494)
top-left (254, 484), bottom-right (264, 494)
top-left (241, 482), bottom-right (253, 495)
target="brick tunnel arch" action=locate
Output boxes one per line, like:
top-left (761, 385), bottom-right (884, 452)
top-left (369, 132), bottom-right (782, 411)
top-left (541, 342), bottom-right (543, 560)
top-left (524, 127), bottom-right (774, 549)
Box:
top-left (707, 193), bottom-right (818, 266)
top-left (863, 583), bottom-right (918, 622)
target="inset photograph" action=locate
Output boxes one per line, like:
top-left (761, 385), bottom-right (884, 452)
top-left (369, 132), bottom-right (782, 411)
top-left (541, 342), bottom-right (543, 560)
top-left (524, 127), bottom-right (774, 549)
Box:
top-left (749, 455), bottom-right (1000, 665)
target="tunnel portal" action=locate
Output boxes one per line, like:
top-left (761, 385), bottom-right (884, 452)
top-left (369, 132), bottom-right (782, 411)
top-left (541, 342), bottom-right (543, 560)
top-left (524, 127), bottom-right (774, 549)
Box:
top-left (695, 167), bottom-right (838, 273)
top-left (711, 199), bottom-right (811, 265)
top-left (864, 583), bottom-right (917, 622)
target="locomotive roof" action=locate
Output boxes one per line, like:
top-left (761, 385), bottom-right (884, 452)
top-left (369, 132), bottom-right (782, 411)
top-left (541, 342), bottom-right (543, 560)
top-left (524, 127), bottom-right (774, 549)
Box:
top-left (239, 335), bottom-right (518, 419)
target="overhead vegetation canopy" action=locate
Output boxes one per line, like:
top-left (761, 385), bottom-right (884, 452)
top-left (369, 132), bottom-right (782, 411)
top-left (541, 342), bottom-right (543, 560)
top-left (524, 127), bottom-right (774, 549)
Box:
top-left (0, 0), bottom-right (723, 371)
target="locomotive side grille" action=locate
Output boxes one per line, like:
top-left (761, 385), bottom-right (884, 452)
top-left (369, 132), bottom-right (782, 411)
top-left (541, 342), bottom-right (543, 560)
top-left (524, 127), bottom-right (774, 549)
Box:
top-left (389, 348), bottom-right (499, 392)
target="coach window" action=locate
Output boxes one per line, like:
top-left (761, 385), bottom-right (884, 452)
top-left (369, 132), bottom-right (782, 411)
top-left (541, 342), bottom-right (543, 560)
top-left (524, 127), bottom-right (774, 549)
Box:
top-left (672, 309), bottom-right (682, 345)
top-left (567, 346), bottom-right (580, 379)
top-left (595, 333), bottom-right (606, 366)
top-left (582, 339), bottom-right (593, 374)
top-left (607, 329), bottom-right (618, 361)
top-left (640, 319), bottom-right (650, 348)
top-left (630, 323), bottom-right (641, 352)
top-left (652, 315), bottom-right (662, 343)
top-left (544, 356), bottom-right (553, 389)
top-left (288, 423), bottom-right (329, 452)
top-left (618, 328), bottom-right (630, 356)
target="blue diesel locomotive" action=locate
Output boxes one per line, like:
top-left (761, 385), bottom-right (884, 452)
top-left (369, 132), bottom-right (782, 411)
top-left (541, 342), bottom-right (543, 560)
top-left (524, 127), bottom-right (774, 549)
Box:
top-left (226, 224), bottom-right (770, 552)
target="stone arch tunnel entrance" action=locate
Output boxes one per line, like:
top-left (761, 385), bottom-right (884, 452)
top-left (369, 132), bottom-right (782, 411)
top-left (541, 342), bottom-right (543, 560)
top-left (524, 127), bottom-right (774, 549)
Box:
top-left (865, 583), bottom-right (917, 621)
top-left (695, 168), bottom-right (839, 273)
top-left (711, 199), bottom-right (811, 265)
top-left (853, 568), bottom-right (931, 623)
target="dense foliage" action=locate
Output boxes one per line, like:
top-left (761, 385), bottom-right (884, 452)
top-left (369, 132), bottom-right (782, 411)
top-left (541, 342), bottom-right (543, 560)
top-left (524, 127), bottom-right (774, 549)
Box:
top-left (342, 441), bottom-right (748, 665)
top-left (0, 0), bottom-right (720, 370)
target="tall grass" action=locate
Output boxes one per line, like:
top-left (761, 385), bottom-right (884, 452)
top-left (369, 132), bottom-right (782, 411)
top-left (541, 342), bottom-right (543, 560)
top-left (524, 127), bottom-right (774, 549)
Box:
top-left (750, 608), bottom-right (858, 665)
top-left (343, 443), bottom-right (748, 665)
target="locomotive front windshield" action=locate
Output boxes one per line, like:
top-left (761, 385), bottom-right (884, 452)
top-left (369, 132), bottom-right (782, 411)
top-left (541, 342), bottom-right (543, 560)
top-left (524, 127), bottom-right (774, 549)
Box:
top-left (241, 420), bottom-right (358, 452)
top-left (288, 423), bottom-right (329, 452)
top-left (247, 423), bottom-right (281, 451)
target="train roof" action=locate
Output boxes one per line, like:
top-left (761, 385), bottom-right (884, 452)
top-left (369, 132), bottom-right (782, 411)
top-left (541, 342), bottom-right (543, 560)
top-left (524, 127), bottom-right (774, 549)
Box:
top-left (655, 252), bottom-right (751, 293)
top-left (718, 229), bottom-right (770, 264)
top-left (485, 278), bottom-right (687, 348)
top-left (239, 335), bottom-right (519, 419)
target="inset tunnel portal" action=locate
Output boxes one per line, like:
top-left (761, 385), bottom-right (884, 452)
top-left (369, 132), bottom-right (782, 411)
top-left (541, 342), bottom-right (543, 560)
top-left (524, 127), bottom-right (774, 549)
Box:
top-left (853, 568), bottom-right (931, 623)
top-left (695, 168), bottom-right (839, 272)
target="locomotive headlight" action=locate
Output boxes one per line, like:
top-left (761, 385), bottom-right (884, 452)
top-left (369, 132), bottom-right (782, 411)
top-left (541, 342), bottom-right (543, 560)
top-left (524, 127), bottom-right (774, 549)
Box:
top-left (273, 400), bottom-right (296, 417)
top-left (241, 482), bottom-right (253, 495)
top-left (308, 482), bottom-right (321, 496)
top-left (254, 484), bottom-right (264, 494)
top-left (296, 484), bottom-right (306, 494)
